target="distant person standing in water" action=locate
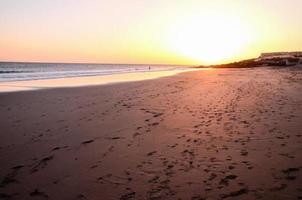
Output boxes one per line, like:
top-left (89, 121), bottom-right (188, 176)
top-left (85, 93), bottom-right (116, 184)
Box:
top-left (149, 66), bottom-right (151, 70)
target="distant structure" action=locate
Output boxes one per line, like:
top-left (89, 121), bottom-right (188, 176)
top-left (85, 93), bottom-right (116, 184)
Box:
top-left (259, 52), bottom-right (302, 59)
top-left (256, 51), bottom-right (302, 66)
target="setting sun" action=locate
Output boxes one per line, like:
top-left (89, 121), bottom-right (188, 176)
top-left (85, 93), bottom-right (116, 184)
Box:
top-left (1, 0), bottom-right (302, 65)
top-left (167, 14), bottom-right (252, 64)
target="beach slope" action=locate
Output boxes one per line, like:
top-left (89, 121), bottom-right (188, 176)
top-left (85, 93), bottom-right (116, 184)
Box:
top-left (0, 67), bottom-right (302, 199)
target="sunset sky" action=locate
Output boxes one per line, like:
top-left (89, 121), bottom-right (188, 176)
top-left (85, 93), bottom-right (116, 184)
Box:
top-left (0, 0), bottom-right (302, 65)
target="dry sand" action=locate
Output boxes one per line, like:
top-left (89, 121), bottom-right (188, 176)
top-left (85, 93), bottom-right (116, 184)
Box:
top-left (0, 67), bottom-right (302, 200)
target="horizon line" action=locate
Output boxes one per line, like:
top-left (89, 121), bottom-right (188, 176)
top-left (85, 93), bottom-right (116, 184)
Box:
top-left (0, 60), bottom-right (195, 67)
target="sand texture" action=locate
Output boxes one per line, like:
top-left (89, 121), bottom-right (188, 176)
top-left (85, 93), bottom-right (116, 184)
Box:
top-left (0, 67), bottom-right (302, 200)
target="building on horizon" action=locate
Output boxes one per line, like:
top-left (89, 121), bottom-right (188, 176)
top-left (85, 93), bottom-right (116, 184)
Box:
top-left (256, 51), bottom-right (302, 66)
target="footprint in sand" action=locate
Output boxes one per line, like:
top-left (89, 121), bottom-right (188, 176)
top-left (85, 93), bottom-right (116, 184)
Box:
top-left (147, 151), bottom-right (157, 156)
top-left (82, 140), bottom-right (94, 144)
top-left (220, 187), bottom-right (249, 199)
top-left (31, 155), bottom-right (54, 173)
top-left (30, 189), bottom-right (49, 199)
top-left (120, 191), bottom-right (136, 200)
top-left (282, 167), bottom-right (300, 180)
top-left (219, 174), bottom-right (237, 186)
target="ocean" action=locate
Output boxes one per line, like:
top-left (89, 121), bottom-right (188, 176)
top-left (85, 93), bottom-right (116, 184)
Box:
top-left (0, 62), bottom-right (191, 82)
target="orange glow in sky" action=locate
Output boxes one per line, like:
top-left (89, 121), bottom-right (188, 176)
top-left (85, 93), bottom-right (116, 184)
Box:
top-left (0, 0), bottom-right (302, 65)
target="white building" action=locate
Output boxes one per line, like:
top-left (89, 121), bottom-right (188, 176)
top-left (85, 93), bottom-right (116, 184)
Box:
top-left (256, 51), bottom-right (302, 66)
top-left (260, 52), bottom-right (302, 59)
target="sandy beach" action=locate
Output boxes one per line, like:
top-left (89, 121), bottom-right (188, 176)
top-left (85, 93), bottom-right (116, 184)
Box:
top-left (0, 67), bottom-right (302, 200)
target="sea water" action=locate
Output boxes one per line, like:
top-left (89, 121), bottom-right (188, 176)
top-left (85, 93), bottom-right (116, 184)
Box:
top-left (0, 62), bottom-right (190, 82)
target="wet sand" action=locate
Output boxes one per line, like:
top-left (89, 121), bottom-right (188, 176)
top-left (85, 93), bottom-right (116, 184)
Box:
top-left (0, 69), bottom-right (196, 93)
top-left (0, 67), bottom-right (302, 200)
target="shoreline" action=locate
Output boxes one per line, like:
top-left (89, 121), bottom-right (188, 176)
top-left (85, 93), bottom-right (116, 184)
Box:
top-left (0, 68), bottom-right (199, 93)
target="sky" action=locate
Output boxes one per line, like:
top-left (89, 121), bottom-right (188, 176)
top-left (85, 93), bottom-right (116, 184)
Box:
top-left (0, 0), bottom-right (302, 65)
